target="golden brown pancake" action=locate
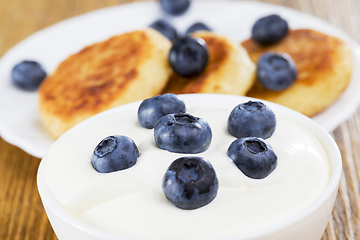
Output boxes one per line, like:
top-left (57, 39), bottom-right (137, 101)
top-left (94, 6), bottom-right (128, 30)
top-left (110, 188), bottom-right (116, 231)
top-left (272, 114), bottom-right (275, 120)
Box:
top-left (242, 29), bottom-right (352, 117)
top-left (162, 31), bottom-right (255, 95)
top-left (39, 28), bottom-right (172, 138)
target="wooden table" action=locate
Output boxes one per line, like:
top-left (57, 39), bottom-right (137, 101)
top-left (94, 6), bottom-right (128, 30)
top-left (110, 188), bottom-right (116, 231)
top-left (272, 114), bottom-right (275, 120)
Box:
top-left (0, 0), bottom-right (359, 239)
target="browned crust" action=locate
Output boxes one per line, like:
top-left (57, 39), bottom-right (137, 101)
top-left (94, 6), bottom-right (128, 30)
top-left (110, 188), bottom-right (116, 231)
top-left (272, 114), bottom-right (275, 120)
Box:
top-left (39, 30), bottom-right (152, 120)
top-left (242, 29), bottom-right (352, 116)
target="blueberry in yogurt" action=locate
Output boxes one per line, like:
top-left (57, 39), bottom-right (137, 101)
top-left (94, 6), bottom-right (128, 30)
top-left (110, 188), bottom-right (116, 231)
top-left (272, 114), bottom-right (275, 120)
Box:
top-left (227, 137), bottom-right (277, 179)
top-left (169, 36), bottom-right (209, 77)
top-left (257, 52), bottom-right (297, 91)
top-left (138, 93), bottom-right (186, 129)
top-left (160, 0), bottom-right (190, 15)
top-left (252, 14), bottom-right (288, 45)
top-left (11, 60), bottom-right (47, 91)
top-left (154, 113), bottom-right (212, 154)
top-left (92, 135), bottom-right (139, 173)
top-left (227, 101), bottom-right (276, 139)
top-left (150, 19), bottom-right (178, 41)
top-left (162, 156), bottom-right (219, 210)
top-left (186, 22), bottom-right (212, 35)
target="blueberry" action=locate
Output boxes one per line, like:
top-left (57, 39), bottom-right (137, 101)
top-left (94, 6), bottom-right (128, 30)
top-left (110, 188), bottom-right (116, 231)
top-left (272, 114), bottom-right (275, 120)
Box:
top-left (154, 113), bottom-right (212, 154)
top-left (160, 0), bottom-right (190, 15)
top-left (162, 156), bottom-right (218, 209)
top-left (227, 137), bottom-right (277, 179)
top-left (186, 22), bottom-right (212, 35)
top-left (138, 93), bottom-right (186, 129)
top-left (91, 135), bottom-right (139, 173)
top-left (11, 60), bottom-right (47, 91)
top-left (252, 14), bottom-right (288, 45)
top-left (149, 19), bottom-right (178, 41)
top-left (257, 52), bottom-right (297, 91)
top-left (227, 101), bottom-right (276, 139)
top-left (169, 36), bottom-right (208, 77)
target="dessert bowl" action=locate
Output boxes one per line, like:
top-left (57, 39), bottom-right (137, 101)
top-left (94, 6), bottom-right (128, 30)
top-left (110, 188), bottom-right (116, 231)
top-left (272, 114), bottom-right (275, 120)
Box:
top-left (37, 94), bottom-right (342, 240)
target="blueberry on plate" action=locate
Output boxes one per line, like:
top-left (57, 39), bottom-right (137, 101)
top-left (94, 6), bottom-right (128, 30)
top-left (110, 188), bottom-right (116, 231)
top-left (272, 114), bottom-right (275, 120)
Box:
top-left (252, 14), bottom-right (288, 45)
top-left (162, 156), bottom-right (219, 210)
top-left (169, 36), bottom-right (208, 77)
top-left (149, 19), bottom-right (178, 41)
top-left (227, 137), bottom-right (277, 179)
top-left (186, 22), bottom-right (212, 35)
top-left (227, 101), bottom-right (276, 139)
top-left (92, 135), bottom-right (139, 173)
top-left (257, 52), bottom-right (297, 91)
top-left (138, 93), bottom-right (186, 129)
top-left (154, 113), bottom-right (212, 154)
top-left (11, 60), bottom-right (47, 91)
top-left (160, 0), bottom-right (190, 16)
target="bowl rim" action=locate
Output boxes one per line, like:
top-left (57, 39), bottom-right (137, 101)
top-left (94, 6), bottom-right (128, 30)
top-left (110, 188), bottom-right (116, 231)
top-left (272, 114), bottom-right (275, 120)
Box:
top-left (37, 93), bottom-right (342, 240)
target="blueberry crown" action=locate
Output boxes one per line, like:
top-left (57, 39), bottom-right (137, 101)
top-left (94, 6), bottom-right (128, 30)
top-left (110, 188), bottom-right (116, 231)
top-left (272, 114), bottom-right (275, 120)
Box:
top-left (174, 113), bottom-right (198, 124)
top-left (240, 101), bottom-right (265, 112)
top-left (94, 136), bottom-right (117, 158)
top-left (244, 139), bottom-right (267, 154)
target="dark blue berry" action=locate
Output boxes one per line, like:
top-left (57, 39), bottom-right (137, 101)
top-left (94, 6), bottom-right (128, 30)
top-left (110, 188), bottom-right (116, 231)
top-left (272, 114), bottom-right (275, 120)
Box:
top-left (149, 19), bottom-right (178, 41)
top-left (186, 22), bottom-right (212, 35)
top-left (227, 137), bottom-right (277, 179)
top-left (252, 14), bottom-right (288, 45)
top-left (257, 52), bottom-right (297, 91)
top-left (162, 156), bottom-right (218, 209)
top-left (160, 0), bottom-right (190, 15)
top-left (169, 36), bottom-right (208, 77)
top-left (11, 60), bottom-right (47, 91)
top-left (91, 135), bottom-right (139, 173)
top-left (227, 101), bottom-right (276, 139)
top-left (138, 93), bottom-right (186, 129)
top-left (154, 113), bottom-right (212, 154)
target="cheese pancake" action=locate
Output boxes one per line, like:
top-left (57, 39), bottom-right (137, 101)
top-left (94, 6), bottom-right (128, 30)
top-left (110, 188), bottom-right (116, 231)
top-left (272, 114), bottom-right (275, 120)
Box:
top-left (39, 28), bottom-right (172, 138)
top-left (242, 29), bottom-right (352, 117)
top-left (162, 31), bottom-right (255, 95)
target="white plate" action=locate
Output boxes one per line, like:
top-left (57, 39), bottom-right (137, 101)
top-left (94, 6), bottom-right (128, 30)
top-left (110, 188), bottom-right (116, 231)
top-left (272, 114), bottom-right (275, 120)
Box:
top-left (1, 1), bottom-right (359, 159)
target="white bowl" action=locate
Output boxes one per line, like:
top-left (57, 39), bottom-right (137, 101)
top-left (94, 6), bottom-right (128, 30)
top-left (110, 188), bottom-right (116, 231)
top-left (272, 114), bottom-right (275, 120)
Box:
top-left (37, 94), bottom-right (342, 240)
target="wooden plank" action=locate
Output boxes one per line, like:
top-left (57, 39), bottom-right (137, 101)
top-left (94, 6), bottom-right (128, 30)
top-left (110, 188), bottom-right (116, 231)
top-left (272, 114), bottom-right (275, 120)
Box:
top-left (1, 0), bottom-right (359, 239)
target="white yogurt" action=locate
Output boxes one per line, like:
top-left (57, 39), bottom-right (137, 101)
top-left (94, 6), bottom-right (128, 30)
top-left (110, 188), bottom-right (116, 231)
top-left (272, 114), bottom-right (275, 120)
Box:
top-left (42, 95), bottom-right (331, 240)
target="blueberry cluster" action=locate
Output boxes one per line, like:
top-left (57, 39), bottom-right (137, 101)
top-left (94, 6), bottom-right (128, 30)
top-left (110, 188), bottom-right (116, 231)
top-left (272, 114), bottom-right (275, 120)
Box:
top-left (149, 0), bottom-right (212, 78)
top-left (138, 93), bottom-right (186, 129)
top-left (149, 18), bottom-right (211, 44)
top-left (137, 93), bottom-right (215, 210)
top-left (149, 19), bottom-right (211, 77)
top-left (91, 94), bottom-right (279, 210)
top-left (138, 93), bottom-right (212, 154)
top-left (251, 14), bottom-right (298, 91)
top-left (227, 101), bottom-right (278, 179)
top-left (11, 4), bottom-right (295, 95)
top-left (82, 1), bottom-right (288, 211)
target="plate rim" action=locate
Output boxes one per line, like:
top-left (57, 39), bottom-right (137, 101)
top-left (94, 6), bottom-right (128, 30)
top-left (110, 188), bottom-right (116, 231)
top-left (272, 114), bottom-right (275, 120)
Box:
top-left (0, 0), bottom-right (358, 159)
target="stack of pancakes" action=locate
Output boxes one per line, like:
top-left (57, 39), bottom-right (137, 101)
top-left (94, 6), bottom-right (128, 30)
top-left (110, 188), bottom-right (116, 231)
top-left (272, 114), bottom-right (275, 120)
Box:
top-left (38, 27), bottom-right (352, 138)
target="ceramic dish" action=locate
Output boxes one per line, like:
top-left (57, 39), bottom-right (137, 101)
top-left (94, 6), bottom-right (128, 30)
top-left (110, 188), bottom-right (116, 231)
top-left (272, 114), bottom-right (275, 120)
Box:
top-left (1, 1), bottom-right (359, 158)
top-left (37, 94), bottom-right (342, 240)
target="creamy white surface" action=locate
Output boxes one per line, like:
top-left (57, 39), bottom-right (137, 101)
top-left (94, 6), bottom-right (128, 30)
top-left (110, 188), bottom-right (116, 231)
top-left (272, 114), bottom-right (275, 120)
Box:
top-left (42, 99), bottom-right (331, 240)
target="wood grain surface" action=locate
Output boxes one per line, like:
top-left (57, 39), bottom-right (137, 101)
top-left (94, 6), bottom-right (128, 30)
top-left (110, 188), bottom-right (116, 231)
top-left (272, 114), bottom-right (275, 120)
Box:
top-left (0, 0), bottom-right (359, 239)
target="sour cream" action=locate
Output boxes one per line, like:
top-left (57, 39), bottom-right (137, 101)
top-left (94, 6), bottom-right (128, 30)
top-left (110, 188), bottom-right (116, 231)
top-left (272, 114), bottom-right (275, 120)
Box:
top-left (42, 94), bottom-right (331, 240)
